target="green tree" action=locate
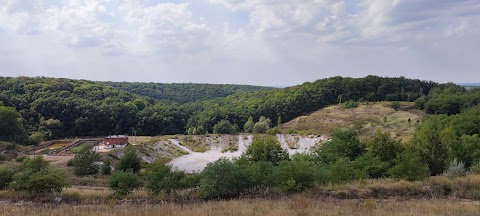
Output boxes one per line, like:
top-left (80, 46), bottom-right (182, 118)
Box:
top-left (116, 145), bottom-right (142, 173)
top-left (353, 151), bottom-right (389, 179)
top-left (102, 159), bottom-right (112, 175)
top-left (145, 161), bottom-right (187, 194)
top-left (316, 128), bottom-right (365, 164)
top-left (109, 171), bottom-right (141, 195)
top-left (244, 135), bottom-right (289, 164)
top-left (72, 145), bottom-right (101, 176)
top-left (388, 150), bottom-right (430, 181)
top-left (0, 106), bottom-right (27, 143)
top-left (273, 160), bottom-right (315, 192)
top-left (244, 116), bottom-right (255, 133)
top-left (253, 116), bottom-right (271, 133)
top-left (199, 158), bottom-right (252, 199)
top-left (12, 156), bottom-right (68, 193)
top-left (213, 119), bottom-right (237, 134)
top-left (0, 168), bottom-right (15, 189)
top-left (367, 130), bottom-right (404, 164)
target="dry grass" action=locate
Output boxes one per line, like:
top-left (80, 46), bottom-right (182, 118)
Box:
top-left (281, 102), bottom-right (425, 141)
top-left (0, 197), bottom-right (478, 216)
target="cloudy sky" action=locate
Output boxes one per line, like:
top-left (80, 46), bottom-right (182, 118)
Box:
top-left (0, 0), bottom-right (479, 86)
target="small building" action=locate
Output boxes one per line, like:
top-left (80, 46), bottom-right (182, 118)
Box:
top-left (104, 135), bottom-right (128, 149)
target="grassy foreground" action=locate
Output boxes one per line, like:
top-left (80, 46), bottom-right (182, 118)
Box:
top-left (0, 197), bottom-right (478, 216)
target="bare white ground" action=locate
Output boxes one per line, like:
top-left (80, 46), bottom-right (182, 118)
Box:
top-left (168, 135), bottom-right (326, 173)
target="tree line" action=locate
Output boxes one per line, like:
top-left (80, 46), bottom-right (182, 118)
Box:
top-left (0, 75), bottom-right (450, 144)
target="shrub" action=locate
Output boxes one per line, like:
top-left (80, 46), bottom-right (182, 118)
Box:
top-left (326, 157), bottom-right (357, 183)
top-left (443, 158), bottom-right (467, 177)
top-left (388, 151), bottom-right (430, 181)
top-left (273, 160), bottom-right (315, 192)
top-left (0, 168), bottom-right (15, 189)
top-left (244, 116), bottom-right (255, 133)
top-left (145, 161), bottom-right (188, 194)
top-left (72, 145), bottom-right (100, 176)
top-left (116, 145), bottom-right (142, 173)
top-left (101, 159), bottom-right (111, 175)
top-left (253, 116), bottom-right (271, 133)
top-left (66, 159), bottom-right (74, 167)
top-left (0, 154), bottom-right (6, 161)
top-left (199, 158), bottom-right (252, 199)
top-left (109, 171), bottom-right (141, 195)
top-left (415, 96), bottom-right (427, 109)
top-left (341, 100), bottom-right (357, 109)
top-left (21, 156), bottom-right (49, 172)
top-left (244, 135), bottom-right (289, 164)
top-left (353, 152), bottom-right (389, 179)
top-left (11, 168), bottom-right (68, 193)
top-left (213, 120), bottom-right (238, 134)
top-left (367, 130), bottom-right (404, 165)
top-left (470, 161), bottom-right (480, 174)
top-left (15, 155), bottom-right (27, 163)
top-left (316, 128), bottom-right (365, 164)
top-left (391, 101), bottom-right (401, 111)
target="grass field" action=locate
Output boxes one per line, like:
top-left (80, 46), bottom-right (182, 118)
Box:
top-left (0, 198), bottom-right (478, 216)
top-left (281, 102), bottom-right (425, 141)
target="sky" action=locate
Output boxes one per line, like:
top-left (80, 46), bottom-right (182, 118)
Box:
top-left (0, 0), bottom-right (479, 86)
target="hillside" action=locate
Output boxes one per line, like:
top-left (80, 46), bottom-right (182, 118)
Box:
top-left (281, 102), bottom-right (425, 141)
top-left (101, 81), bottom-right (274, 104)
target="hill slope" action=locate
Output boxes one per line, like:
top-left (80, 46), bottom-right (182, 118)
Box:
top-left (281, 102), bottom-right (425, 141)
top-left (101, 82), bottom-right (274, 104)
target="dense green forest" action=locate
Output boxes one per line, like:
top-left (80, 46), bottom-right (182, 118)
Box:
top-left (0, 75), bottom-right (471, 145)
top-left (101, 81), bottom-right (273, 104)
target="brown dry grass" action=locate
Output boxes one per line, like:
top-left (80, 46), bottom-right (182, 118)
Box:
top-left (0, 197), bottom-right (478, 216)
top-left (281, 102), bottom-right (425, 141)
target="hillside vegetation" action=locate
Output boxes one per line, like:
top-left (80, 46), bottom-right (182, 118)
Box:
top-left (281, 102), bottom-right (425, 141)
top-left (0, 75), bottom-right (444, 144)
top-left (101, 81), bottom-right (273, 104)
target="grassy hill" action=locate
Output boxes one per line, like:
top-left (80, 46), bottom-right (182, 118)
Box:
top-left (281, 102), bottom-right (425, 141)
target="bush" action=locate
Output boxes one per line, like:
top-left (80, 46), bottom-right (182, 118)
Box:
top-left (326, 157), bottom-right (357, 183)
top-left (199, 158), bottom-right (252, 199)
top-left (101, 159), bottom-right (111, 175)
top-left (0, 168), bottom-right (15, 189)
top-left (145, 161), bottom-right (188, 194)
top-left (316, 128), bottom-right (365, 164)
top-left (353, 152), bottom-right (389, 179)
top-left (341, 100), bottom-right (357, 109)
top-left (11, 168), bottom-right (68, 193)
top-left (443, 158), bottom-right (467, 177)
top-left (253, 116), bottom-right (271, 133)
top-left (116, 145), bottom-right (142, 173)
top-left (109, 171), bottom-right (141, 195)
top-left (72, 145), bottom-right (100, 176)
top-left (367, 130), bottom-right (404, 165)
top-left (415, 96), bottom-right (427, 109)
top-left (244, 135), bottom-right (289, 164)
top-left (213, 120), bottom-right (238, 134)
top-left (391, 101), bottom-right (401, 111)
top-left (0, 154), bottom-right (6, 161)
top-left (273, 160), bottom-right (315, 192)
top-left (15, 155), bottom-right (27, 163)
top-left (470, 161), bottom-right (480, 174)
top-left (21, 156), bottom-right (49, 172)
top-left (66, 159), bottom-right (74, 167)
top-left (388, 151), bottom-right (430, 181)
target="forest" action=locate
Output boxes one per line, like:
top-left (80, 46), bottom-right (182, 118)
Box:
top-left (1, 75), bottom-right (474, 145)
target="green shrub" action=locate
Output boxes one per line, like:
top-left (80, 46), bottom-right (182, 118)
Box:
top-left (11, 168), bottom-right (68, 193)
top-left (341, 100), bottom-right (358, 109)
top-left (116, 145), bottom-right (142, 173)
top-left (199, 158), bottom-right (252, 199)
top-left (15, 155), bottom-right (27, 163)
top-left (353, 152), bottom-right (389, 179)
top-left (21, 156), bottom-right (49, 172)
top-left (315, 128), bottom-right (365, 164)
top-left (145, 161), bottom-right (188, 194)
top-left (470, 161), bottom-right (480, 174)
top-left (66, 159), bottom-right (74, 167)
top-left (101, 159), bottom-right (111, 175)
top-left (109, 171), bottom-right (141, 195)
top-left (388, 151), bottom-right (430, 181)
top-left (0, 154), bottom-right (7, 161)
top-left (391, 101), bottom-right (401, 111)
top-left (244, 135), bottom-right (289, 164)
top-left (415, 96), bottom-right (427, 109)
top-left (253, 116), bottom-right (271, 133)
top-left (0, 168), bottom-right (15, 189)
top-left (273, 160), bottom-right (315, 192)
top-left (213, 120), bottom-right (238, 134)
top-left (326, 158), bottom-right (357, 183)
top-left (72, 145), bottom-right (100, 176)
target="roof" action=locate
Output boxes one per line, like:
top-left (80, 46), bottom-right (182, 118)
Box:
top-left (106, 135), bottom-right (128, 138)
